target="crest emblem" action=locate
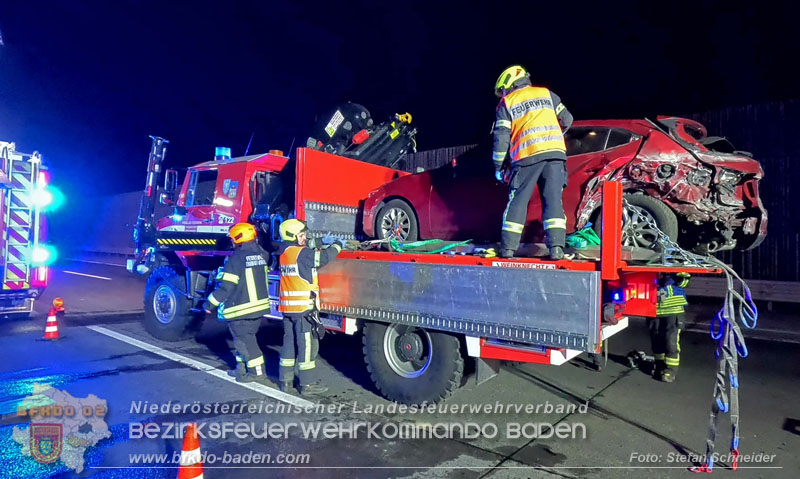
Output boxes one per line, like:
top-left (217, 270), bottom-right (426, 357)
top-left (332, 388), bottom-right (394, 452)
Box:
top-left (31, 424), bottom-right (62, 464)
top-left (222, 178), bottom-right (232, 195)
top-left (228, 181), bottom-right (239, 199)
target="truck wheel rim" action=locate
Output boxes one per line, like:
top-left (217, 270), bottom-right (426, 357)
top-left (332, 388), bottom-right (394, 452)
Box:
top-left (383, 324), bottom-right (432, 378)
top-left (622, 205), bottom-right (659, 248)
top-left (380, 208), bottom-right (411, 240)
top-left (153, 284), bottom-right (177, 324)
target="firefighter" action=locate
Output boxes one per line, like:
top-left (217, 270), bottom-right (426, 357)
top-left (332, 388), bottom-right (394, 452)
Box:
top-left (492, 65), bottom-right (573, 259)
top-left (277, 219), bottom-right (345, 395)
top-left (650, 272), bottom-right (691, 382)
top-left (203, 223), bottom-right (272, 385)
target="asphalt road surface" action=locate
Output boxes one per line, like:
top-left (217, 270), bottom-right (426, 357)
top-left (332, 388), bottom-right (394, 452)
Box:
top-left (0, 256), bottom-right (797, 478)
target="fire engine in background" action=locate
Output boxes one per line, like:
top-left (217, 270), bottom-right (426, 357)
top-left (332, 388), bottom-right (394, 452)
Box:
top-left (0, 141), bottom-right (56, 316)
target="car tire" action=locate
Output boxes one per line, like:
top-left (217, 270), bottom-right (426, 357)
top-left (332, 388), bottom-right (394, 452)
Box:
top-left (593, 194), bottom-right (678, 248)
top-left (376, 199), bottom-right (419, 242)
top-left (143, 266), bottom-right (203, 342)
top-left (362, 321), bottom-right (464, 404)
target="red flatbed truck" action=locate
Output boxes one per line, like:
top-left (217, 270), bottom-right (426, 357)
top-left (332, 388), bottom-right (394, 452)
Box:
top-left (130, 140), bottom-right (719, 404)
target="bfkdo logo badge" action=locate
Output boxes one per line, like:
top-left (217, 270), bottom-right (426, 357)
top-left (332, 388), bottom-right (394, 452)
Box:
top-left (31, 424), bottom-right (63, 464)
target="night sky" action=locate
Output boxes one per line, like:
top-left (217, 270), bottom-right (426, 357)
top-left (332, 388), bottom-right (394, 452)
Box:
top-left (2, 0), bottom-right (799, 198)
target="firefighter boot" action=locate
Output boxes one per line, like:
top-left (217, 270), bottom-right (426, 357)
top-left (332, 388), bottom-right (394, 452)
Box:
top-left (227, 359), bottom-right (246, 380)
top-left (658, 367), bottom-right (676, 383)
top-left (549, 246), bottom-right (565, 260)
top-left (652, 360), bottom-right (666, 379)
top-left (500, 249), bottom-right (515, 258)
top-left (298, 383), bottom-right (328, 396)
top-left (237, 362), bottom-right (270, 386)
top-left (279, 381), bottom-right (294, 393)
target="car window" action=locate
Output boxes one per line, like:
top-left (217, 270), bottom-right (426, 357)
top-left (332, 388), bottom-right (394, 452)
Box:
top-left (565, 127), bottom-right (610, 155)
top-left (186, 170), bottom-right (218, 206)
top-left (606, 128), bottom-right (636, 150)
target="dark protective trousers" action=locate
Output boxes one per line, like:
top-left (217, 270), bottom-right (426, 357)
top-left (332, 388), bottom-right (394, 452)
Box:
top-left (501, 159), bottom-right (567, 252)
top-left (279, 312), bottom-right (319, 386)
top-left (227, 317), bottom-right (265, 373)
top-left (648, 314), bottom-right (682, 369)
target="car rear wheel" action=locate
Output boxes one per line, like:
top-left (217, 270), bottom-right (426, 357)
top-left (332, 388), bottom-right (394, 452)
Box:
top-left (376, 199), bottom-right (419, 242)
top-left (594, 194), bottom-right (678, 249)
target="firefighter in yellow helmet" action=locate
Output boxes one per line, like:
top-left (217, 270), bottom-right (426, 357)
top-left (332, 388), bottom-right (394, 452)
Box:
top-left (276, 219), bottom-right (344, 395)
top-left (492, 65), bottom-right (573, 259)
top-left (203, 222), bottom-right (272, 385)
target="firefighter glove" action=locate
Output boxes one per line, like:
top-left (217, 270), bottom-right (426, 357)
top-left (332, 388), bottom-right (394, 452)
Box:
top-left (321, 232), bottom-right (336, 245)
top-left (495, 170), bottom-right (504, 183)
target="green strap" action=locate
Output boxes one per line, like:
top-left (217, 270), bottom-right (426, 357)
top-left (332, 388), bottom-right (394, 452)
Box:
top-left (389, 238), bottom-right (472, 254)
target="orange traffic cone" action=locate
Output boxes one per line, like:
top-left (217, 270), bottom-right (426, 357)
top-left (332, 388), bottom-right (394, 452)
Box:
top-left (177, 423), bottom-right (203, 479)
top-left (43, 307), bottom-right (59, 340)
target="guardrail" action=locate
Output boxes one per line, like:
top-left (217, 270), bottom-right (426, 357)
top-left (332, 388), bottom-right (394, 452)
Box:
top-left (687, 277), bottom-right (800, 304)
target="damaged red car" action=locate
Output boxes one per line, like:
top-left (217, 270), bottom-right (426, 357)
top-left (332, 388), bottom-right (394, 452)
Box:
top-left (362, 116), bottom-right (767, 253)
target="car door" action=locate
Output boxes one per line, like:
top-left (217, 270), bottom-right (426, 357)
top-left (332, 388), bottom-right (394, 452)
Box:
top-left (427, 158), bottom-right (507, 241)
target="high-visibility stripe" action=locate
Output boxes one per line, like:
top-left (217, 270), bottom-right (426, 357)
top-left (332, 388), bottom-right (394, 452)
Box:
top-left (224, 303), bottom-right (271, 319)
top-left (208, 294), bottom-right (220, 306)
top-left (677, 330), bottom-right (681, 353)
top-left (235, 355), bottom-right (244, 363)
top-left (280, 358), bottom-right (296, 367)
top-left (304, 332), bottom-right (311, 364)
top-left (224, 298), bottom-right (271, 314)
top-left (279, 299), bottom-right (314, 307)
top-left (492, 151), bottom-right (507, 161)
top-left (502, 221), bottom-right (524, 234)
top-left (282, 291), bottom-right (311, 297)
top-left (247, 356), bottom-right (265, 367)
top-left (314, 251), bottom-right (321, 268)
top-left (544, 217), bottom-right (567, 230)
top-left (495, 119), bottom-right (512, 129)
top-left (511, 134), bottom-right (564, 160)
top-left (245, 268), bottom-right (257, 302)
top-left (665, 357), bottom-right (680, 367)
top-left (298, 361), bottom-right (316, 371)
top-left (555, 103), bottom-right (565, 115)
top-left (221, 272), bottom-right (240, 284)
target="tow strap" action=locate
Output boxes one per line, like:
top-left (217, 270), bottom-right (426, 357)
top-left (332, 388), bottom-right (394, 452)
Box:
top-left (689, 255), bottom-right (758, 474)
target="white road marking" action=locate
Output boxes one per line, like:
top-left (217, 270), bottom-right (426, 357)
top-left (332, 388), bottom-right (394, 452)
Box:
top-left (86, 325), bottom-right (315, 408)
top-left (62, 271), bottom-right (112, 281)
top-left (66, 258), bottom-right (128, 267)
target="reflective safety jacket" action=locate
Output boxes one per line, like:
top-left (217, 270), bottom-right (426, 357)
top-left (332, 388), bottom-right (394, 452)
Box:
top-left (205, 241), bottom-right (272, 320)
top-left (493, 85), bottom-right (573, 169)
top-left (656, 274), bottom-right (691, 316)
top-left (278, 242), bottom-right (341, 314)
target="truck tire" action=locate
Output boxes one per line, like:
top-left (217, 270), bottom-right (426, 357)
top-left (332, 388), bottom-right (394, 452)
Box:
top-left (362, 321), bottom-right (463, 404)
top-left (376, 199), bottom-right (419, 242)
top-left (593, 194), bottom-right (678, 249)
top-left (143, 266), bottom-right (203, 342)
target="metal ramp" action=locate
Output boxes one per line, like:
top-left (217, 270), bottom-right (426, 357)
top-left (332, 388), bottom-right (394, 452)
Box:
top-left (0, 142), bottom-right (41, 290)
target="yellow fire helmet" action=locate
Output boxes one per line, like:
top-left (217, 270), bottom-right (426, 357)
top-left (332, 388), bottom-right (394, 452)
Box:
top-left (279, 218), bottom-right (307, 242)
top-left (494, 65), bottom-right (529, 97)
top-left (228, 222), bottom-right (257, 244)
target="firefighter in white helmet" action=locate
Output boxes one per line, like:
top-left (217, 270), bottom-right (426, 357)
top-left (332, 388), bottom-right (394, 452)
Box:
top-left (276, 219), bottom-right (345, 396)
top-left (203, 222), bottom-right (271, 385)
